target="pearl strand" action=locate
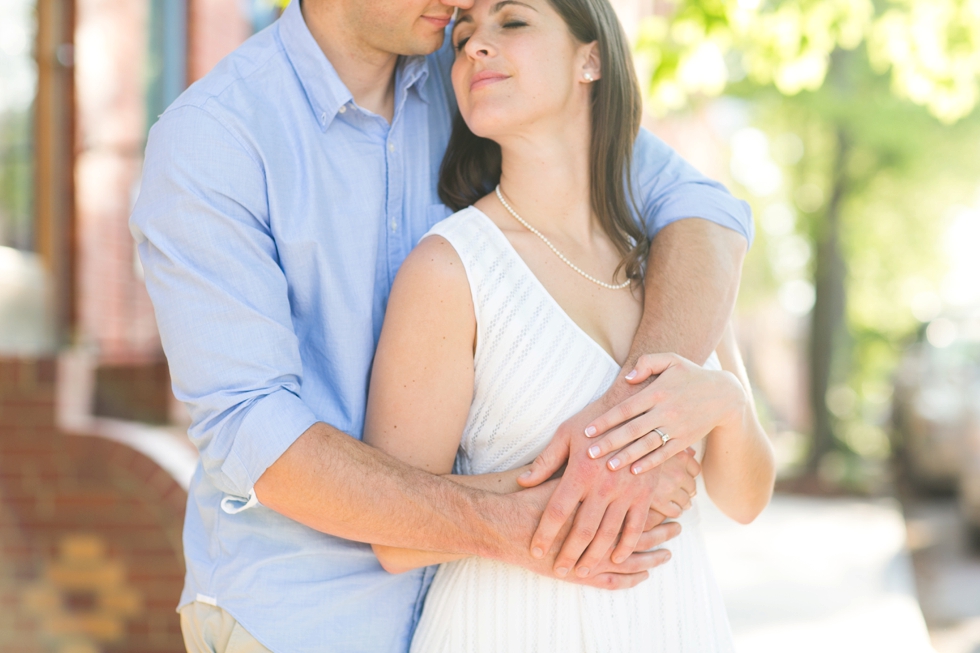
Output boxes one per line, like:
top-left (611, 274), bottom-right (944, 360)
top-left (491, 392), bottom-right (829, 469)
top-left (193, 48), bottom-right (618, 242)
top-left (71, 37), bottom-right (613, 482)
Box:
top-left (495, 185), bottom-right (631, 291)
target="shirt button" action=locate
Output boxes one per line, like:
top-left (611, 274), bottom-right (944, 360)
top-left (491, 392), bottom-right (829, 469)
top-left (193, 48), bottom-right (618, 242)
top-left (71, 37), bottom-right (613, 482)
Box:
top-left (388, 143), bottom-right (396, 152)
top-left (338, 105), bottom-right (346, 114)
top-left (391, 221), bottom-right (398, 231)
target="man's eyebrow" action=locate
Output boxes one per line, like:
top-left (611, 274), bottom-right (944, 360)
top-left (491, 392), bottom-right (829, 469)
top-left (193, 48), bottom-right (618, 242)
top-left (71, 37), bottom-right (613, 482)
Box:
top-left (454, 1), bottom-right (539, 31)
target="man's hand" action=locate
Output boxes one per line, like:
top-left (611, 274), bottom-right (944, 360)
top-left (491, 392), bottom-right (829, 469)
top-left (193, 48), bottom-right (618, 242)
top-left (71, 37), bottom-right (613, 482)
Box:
top-left (501, 480), bottom-right (682, 590)
top-left (516, 406), bottom-right (700, 579)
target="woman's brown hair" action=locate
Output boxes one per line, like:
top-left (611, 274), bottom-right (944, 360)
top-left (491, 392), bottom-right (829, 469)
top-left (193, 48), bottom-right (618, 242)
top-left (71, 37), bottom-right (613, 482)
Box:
top-left (438, 0), bottom-right (648, 282)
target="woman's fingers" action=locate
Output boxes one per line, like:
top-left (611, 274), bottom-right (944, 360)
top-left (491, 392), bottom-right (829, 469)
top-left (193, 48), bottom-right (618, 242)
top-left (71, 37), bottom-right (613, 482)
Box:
top-left (630, 439), bottom-right (686, 475)
top-left (583, 355), bottom-right (681, 439)
top-left (634, 520), bottom-right (681, 552)
top-left (623, 353), bottom-right (681, 385)
top-left (587, 408), bottom-right (661, 463)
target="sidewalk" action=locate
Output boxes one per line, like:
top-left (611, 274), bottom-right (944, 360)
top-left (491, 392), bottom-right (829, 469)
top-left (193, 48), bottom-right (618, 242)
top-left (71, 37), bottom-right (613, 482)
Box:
top-left (700, 493), bottom-right (935, 652)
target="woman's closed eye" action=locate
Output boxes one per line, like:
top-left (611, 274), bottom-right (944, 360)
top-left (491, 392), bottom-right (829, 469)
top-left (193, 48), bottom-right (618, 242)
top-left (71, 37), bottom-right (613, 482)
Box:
top-left (454, 18), bottom-right (530, 52)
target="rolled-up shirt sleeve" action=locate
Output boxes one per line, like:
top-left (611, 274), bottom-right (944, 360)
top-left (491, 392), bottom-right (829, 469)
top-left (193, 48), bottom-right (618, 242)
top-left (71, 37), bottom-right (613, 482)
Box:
top-left (130, 105), bottom-right (318, 500)
top-left (632, 127), bottom-right (754, 245)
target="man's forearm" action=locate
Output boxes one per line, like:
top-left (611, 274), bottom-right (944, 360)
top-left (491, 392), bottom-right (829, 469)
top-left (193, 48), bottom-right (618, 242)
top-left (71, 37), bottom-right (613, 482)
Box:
top-left (254, 422), bottom-right (520, 559)
top-left (626, 218), bottom-right (745, 371)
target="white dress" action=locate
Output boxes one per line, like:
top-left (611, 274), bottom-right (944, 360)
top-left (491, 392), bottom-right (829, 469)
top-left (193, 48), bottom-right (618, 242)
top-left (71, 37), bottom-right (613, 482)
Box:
top-left (410, 207), bottom-right (735, 653)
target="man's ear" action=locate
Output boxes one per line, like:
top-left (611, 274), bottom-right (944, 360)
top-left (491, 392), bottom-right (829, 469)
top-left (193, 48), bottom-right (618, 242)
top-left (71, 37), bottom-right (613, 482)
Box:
top-left (582, 41), bottom-right (601, 82)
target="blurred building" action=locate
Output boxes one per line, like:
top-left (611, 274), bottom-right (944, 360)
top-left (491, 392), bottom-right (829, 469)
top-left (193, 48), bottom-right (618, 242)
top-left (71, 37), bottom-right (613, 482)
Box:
top-left (0, 1), bottom-right (274, 650)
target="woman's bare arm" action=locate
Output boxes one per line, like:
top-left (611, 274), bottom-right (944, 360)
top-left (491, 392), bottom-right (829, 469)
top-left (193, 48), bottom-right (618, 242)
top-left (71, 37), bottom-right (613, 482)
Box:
top-left (700, 325), bottom-right (776, 524)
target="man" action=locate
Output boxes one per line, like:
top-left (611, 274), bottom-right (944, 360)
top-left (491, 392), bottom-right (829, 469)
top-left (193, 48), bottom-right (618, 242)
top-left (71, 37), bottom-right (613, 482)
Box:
top-left (130, 0), bottom-right (752, 651)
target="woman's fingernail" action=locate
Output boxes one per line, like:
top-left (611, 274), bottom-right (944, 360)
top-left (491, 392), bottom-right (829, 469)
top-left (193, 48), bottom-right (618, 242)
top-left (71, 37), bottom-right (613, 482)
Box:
top-left (625, 370), bottom-right (637, 380)
top-left (575, 567), bottom-right (590, 578)
top-left (664, 551), bottom-right (672, 562)
top-left (519, 470), bottom-right (532, 479)
top-left (584, 425), bottom-right (597, 437)
top-left (532, 547), bottom-right (544, 559)
top-left (631, 464), bottom-right (642, 474)
top-left (556, 567), bottom-right (568, 577)
top-left (608, 458), bottom-right (621, 470)
top-left (588, 445), bottom-right (601, 458)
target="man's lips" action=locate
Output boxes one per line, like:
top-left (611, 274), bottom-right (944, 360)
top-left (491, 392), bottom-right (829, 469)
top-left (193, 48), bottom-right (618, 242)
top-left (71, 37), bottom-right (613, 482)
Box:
top-left (421, 14), bottom-right (452, 29)
top-left (470, 70), bottom-right (509, 91)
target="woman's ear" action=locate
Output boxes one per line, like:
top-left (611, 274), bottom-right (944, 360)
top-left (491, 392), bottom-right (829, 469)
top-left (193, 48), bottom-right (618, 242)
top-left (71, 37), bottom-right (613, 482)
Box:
top-left (582, 41), bottom-right (601, 83)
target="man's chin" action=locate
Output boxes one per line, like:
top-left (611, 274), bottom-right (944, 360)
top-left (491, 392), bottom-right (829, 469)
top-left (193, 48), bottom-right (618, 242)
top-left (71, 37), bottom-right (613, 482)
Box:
top-left (399, 31), bottom-right (446, 57)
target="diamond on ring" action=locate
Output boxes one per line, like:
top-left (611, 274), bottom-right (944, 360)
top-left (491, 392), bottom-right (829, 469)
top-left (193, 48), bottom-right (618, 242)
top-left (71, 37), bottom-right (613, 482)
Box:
top-left (653, 427), bottom-right (670, 445)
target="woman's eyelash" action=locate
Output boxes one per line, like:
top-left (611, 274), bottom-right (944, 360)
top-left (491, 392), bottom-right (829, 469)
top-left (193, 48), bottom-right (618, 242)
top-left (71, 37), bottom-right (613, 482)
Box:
top-left (454, 20), bottom-right (528, 51)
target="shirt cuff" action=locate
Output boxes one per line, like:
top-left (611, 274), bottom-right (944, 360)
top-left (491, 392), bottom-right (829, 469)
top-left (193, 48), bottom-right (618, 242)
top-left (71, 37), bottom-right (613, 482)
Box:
top-left (220, 388), bottom-right (319, 501)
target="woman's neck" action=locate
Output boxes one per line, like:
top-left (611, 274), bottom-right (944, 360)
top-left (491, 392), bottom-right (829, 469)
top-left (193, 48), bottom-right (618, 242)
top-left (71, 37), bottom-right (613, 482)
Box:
top-left (495, 121), bottom-right (594, 242)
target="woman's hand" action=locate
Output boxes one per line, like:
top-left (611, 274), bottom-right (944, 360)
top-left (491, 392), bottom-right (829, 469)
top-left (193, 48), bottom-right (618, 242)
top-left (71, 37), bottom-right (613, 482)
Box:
top-left (582, 353), bottom-right (747, 475)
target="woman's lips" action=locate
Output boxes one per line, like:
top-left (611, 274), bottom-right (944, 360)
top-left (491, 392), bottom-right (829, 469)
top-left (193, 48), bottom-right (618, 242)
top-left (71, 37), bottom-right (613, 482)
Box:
top-left (422, 14), bottom-right (452, 29)
top-left (470, 71), bottom-right (509, 91)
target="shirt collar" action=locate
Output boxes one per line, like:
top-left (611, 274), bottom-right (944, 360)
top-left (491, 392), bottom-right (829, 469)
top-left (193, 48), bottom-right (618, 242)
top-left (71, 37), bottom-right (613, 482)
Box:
top-left (279, 1), bottom-right (431, 131)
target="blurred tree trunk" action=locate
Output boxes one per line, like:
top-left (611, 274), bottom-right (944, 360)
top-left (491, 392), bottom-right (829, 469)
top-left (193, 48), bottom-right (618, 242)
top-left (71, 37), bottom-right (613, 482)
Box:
top-left (806, 128), bottom-right (850, 474)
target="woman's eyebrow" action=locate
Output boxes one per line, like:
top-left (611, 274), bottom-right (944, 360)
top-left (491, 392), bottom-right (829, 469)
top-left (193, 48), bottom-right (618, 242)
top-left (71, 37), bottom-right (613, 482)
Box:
top-left (491, 1), bottom-right (538, 13)
top-left (456, 0), bottom-right (538, 27)
top-left (454, 0), bottom-right (538, 35)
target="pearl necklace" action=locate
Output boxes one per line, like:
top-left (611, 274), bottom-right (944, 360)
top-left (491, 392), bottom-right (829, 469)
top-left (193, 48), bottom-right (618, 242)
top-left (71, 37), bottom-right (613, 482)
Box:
top-left (495, 185), bottom-right (632, 290)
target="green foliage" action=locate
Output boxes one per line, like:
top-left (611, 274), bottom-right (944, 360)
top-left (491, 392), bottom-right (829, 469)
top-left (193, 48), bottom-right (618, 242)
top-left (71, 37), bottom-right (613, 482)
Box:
top-left (0, 109), bottom-right (33, 250)
top-left (636, 0), bottom-right (980, 482)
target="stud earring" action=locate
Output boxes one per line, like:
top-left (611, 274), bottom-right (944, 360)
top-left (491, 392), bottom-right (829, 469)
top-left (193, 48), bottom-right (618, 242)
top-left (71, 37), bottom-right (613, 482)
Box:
top-left (584, 73), bottom-right (594, 82)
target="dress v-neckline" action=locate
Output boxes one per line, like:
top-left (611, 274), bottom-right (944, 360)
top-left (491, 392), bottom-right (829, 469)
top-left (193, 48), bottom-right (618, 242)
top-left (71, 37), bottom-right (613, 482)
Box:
top-left (468, 206), bottom-right (624, 370)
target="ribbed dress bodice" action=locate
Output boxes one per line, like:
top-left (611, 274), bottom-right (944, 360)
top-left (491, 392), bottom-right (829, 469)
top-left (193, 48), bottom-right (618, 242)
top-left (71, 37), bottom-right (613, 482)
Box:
top-left (410, 207), bottom-right (735, 653)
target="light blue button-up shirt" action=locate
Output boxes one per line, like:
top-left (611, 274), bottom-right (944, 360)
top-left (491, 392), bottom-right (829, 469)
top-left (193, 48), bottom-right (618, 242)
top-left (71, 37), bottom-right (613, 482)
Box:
top-left (130, 3), bottom-right (752, 652)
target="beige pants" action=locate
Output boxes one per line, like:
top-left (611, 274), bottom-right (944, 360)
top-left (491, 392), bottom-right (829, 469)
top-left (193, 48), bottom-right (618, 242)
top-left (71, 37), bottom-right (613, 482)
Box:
top-left (180, 601), bottom-right (273, 653)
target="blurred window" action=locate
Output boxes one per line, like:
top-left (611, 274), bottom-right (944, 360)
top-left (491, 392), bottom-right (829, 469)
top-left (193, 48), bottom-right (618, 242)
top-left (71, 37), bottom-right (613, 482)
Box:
top-left (145, 0), bottom-right (187, 134)
top-left (0, 0), bottom-right (37, 251)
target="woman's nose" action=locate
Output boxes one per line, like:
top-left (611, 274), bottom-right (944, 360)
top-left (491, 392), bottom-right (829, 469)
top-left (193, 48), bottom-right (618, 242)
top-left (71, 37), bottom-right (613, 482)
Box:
top-left (464, 35), bottom-right (492, 58)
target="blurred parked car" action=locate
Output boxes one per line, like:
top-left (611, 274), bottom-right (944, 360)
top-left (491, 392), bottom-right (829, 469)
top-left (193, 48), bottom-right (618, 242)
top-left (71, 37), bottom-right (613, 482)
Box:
top-left (893, 311), bottom-right (980, 545)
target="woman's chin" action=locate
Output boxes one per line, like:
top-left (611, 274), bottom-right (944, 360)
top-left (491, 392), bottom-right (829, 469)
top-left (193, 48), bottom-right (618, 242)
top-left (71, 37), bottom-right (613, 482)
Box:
top-left (463, 110), bottom-right (525, 143)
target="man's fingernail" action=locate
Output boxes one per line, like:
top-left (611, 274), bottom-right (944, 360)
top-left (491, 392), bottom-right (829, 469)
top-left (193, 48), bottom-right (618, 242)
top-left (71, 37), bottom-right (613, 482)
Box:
top-left (664, 551), bottom-right (672, 562)
top-left (575, 567), bottom-right (589, 578)
top-left (625, 370), bottom-right (637, 380)
top-left (532, 547), bottom-right (544, 559)
top-left (588, 445), bottom-right (601, 458)
top-left (519, 470), bottom-right (532, 479)
top-left (584, 426), bottom-right (597, 437)
top-left (556, 567), bottom-right (568, 577)
top-left (613, 555), bottom-right (625, 564)
top-left (608, 458), bottom-right (620, 470)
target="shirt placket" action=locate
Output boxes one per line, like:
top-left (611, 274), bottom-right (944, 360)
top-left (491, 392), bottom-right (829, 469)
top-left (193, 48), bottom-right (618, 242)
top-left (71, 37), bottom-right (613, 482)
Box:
top-left (385, 99), bottom-right (409, 288)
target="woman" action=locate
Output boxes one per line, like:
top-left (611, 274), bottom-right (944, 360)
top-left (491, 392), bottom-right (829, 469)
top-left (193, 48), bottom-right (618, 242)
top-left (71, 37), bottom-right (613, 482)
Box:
top-left (363, 0), bottom-right (776, 650)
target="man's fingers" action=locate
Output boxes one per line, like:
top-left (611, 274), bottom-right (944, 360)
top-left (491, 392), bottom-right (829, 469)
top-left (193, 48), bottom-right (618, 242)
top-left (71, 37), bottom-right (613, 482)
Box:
top-left (644, 508), bottom-right (667, 530)
top-left (611, 506), bottom-right (647, 564)
top-left (635, 521), bottom-right (681, 551)
top-left (519, 436), bottom-right (570, 488)
top-left (552, 499), bottom-right (607, 577)
top-left (615, 547), bottom-right (673, 574)
top-left (575, 502), bottom-right (629, 576)
top-left (684, 451), bottom-right (702, 478)
top-left (529, 483), bottom-right (580, 561)
top-left (581, 570), bottom-right (650, 590)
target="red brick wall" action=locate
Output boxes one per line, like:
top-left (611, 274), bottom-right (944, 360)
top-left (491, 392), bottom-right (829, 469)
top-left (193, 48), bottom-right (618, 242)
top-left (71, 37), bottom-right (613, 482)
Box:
top-left (0, 358), bottom-right (187, 652)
